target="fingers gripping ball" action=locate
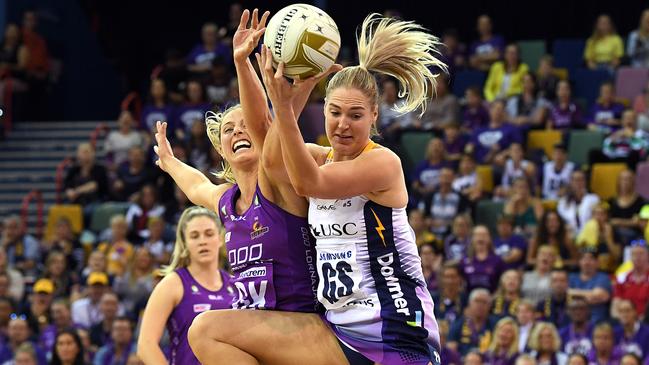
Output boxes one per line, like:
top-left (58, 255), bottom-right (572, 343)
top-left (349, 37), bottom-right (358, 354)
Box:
top-left (263, 3), bottom-right (340, 80)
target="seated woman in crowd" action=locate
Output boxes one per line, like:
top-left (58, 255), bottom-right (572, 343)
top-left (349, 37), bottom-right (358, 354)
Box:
top-left (491, 269), bottom-right (523, 319)
top-left (452, 153), bottom-right (483, 203)
top-left (460, 225), bottom-right (505, 292)
top-left (558, 170), bottom-right (600, 234)
top-left (576, 202), bottom-right (622, 272)
top-left (124, 184), bottom-right (166, 242)
top-left (527, 322), bottom-right (568, 365)
top-left (483, 317), bottom-right (520, 365)
top-left (597, 110), bottom-right (649, 169)
top-left (522, 245), bottom-right (557, 303)
top-left (141, 78), bottom-right (175, 133)
top-left (484, 43), bottom-right (529, 102)
top-left (462, 86), bottom-right (490, 130)
top-left (411, 138), bottom-right (448, 202)
top-left (547, 80), bottom-right (582, 130)
top-left (527, 210), bottom-right (578, 267)
top-left (506, 72), bottom-right (548, 128)
top-left (496, 143), bottom-right (537, 199)
top-left (536, 55), bottom-right (559, 101)
top-left (503, 177), bottom-right (544, 237)
top-left (587, 82), bottom-right (625, 134)
top-left (104, 110), bottom-right (144, 170)
top-left (609, 169), bottom-right (647, 245)
top-left (584, 14), bottom-right (624, 72)
top-left (444, 214), bottom-right (474, 261)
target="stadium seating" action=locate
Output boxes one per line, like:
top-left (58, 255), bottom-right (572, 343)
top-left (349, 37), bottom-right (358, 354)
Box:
top-left (476, 200), bottom-right (504, 235)
top-left (518, 40), bottom-right (546, 71)
top-left (590, 163), bottom-right (627, 200)
top-left (636, 162), bottom-right (649, 200)
top-left (573, 69), bottom-right (612, 107)
top-left (44, 204), bottom-right (83, 242)
top-left (400, 132), bottom-right (434, 174)
top-left (89, 202), bottom-right (131, 232)
top-left (615, 67), bottom-right (649, 104)
top-left (552, 38), bottom-right (586, 75)
top-left (476, 165), bottom-right (494, 193)
top-left (527, 130), bottom-right (562, 158)
top-left (567, 130), bottom-right (604, 168)
top-left (452, 70), bottom-right (487, 98)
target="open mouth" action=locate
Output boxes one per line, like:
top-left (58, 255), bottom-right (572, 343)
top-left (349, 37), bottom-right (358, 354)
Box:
top-left (232, 139), bottom-right (252, 153)
top-left (198, 249), bottom-right (210, 255)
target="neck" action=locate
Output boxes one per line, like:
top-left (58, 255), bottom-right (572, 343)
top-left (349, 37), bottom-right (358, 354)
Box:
top-left (573, 321), bottom-right (587, 331)
top-left (333, 141), bottom-right (372, 162)
top-left (232, 168), bottom-right (258, 209)
top-left (472, 314), bottom-right (486, 326)
top-left (476, 250), bottom-right (489, 260)
top-left (624, 322), bottom-right (636, 334)
top-left (443, 287), bottom-right (459, 298)
top-left (504, 291), bottom-right (518, 301)
top-left (188, 261), bottom-right (222, 288)
top-left (581, 270), bottom-right (595, 279)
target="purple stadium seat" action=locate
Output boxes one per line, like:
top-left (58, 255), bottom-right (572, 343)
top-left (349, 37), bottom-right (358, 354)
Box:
top-left (636, 162), bottom-right (649, 200)
top-left (615, 67), bottom-right (649, 103)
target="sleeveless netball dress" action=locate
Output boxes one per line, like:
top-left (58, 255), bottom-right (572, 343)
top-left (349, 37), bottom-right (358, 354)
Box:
top-left (167, 268), bottom-right (235, 365)
top-left (218, 184), bottom-right (319, 312)
top-left (309, 142), bottom-right (442, 365)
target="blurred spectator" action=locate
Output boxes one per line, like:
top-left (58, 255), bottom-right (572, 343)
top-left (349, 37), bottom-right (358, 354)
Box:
top-left (71, 272), bottom-right (110, 328)
top-left (174, 80), bottom-right (211, 137)
top-left (442, 123), bottom-right (469, 164)
top-left (619, 354), bottom-right (642, 365)
top-left (491, 270), bottom-right (522, 319)
top-left (514, 354), bottom-right (537, 365)
top-left (23, 278), bottom-right (54, 335)
top-left (112, 248), bottom-right (154, 317)
top-left (587, 82), bottom-right (625, 133)
top-left (547, 80), bottom-right (582, 130)
top-left (497, 143), bottom-right (537, 199)
top-left (633, 81), bottom-right (649, 120)
top-left (503, 177), bottom-right (543, 237)
top-left (411, 138), bottom-right (448, 200)
top-left (409, 209), bottom-right (438, 248)
top-left (447, 288), bottom-right (497, 356)
top-left (21, 10), bottom-right (50, 121)
top-left (627, 9), bottom-right (649, 68)
top-left (484, 43), bottom-right (529, 102)
top-left (559, 297), bottom-right (593, 355)
top-left (0, 250), bottom-right (24, 302)
top-left (527, 210), bottom-right (578, 267)
top-left (464, 351), bottom-right (485, 365)
top-left (424, 168), bottom-right (469, 237)
top-left (444, 214), bottom-right (473, 261)
top-left (0, 273), bottom-right (10, 300)
top-left (89, 292), bottom-right (119, 350)
top-left (460, 225), bottom-right (505, 292)
top-left (205, 57), bottom-right (231, 105)
top-left (186, 23), bottom-right (229, 77)
top-left (484, 317), bottom-right (519, 365)
top-left (105, 111), bottom-right (144, 169)
top-left (558, 170), bottom-right (600, 234)
top-left (598, 110), bottom-right (648, 168)
top-left (440, 28), bottom-right (466, 75)
top-left (43, 217), bottom-right (84, 274)
top-left (51, 329), bottom-right (86, 365)
top-left (421, 74), bottom-right (459, 130)
top-left (567, 354), bottom-right (588, 365)
top-left (568, 248), bottom-right (612, 323)
top-left (141, 218), bottom-right (172, 266)
top-left (97, 216), bottom-right (134, 277)
top-left (80, 252), bottom-right (109, 287)
top-left (187, 119), bottom-right (211, 171)
top-left (462, 86), bottom-right (490, 130)
top-left (377, 78), bottom-right (415, 142)
top-left (467, 100), bottom-right (522, 164)
top-left (419, 242), bottom-right (441, 294)
top-left (452, 154), bottom-right (483, 202)
top-left (613, 299), bottom-right (649, 359)
top-left (586, 323), bottom-right (623, 364)
top-left (527, 322), bottom-right (568, 365)
top-left (612, 241), bottom-right (649, 317)
top-left (42, 251), bottom-right (79, 299)
top-left (141, 79), bottom-right (175, 133)
top-left (515, 300), bottom-right (535, 353)
top-left (0, 297), bottom-right (16, 339)
top-left (158, 49), bottom-right (189, 104)
top-left (113, 147), bottom-right (156, 202)
top-left (541, 143), bottom-right (574, 201)
top-left (522, 246), bottom-right (556, 303)
top-left (432, 263), bottom-right (466, 324)
top-left (124, 185), bottom-right (165, 242)
top-left (39, 299), bottom-right (78, 356)
top-left (93, 317), bottom-right (136, 365)
top-left (609, 169), bottom-right (646, 245)
top-left (223, 3), bottom-right (243, 41)
top-left (10, 342), bottom-right (39, 365)
top-left (64, 143), bottom-right (109, 207)
top-left (469, 15), bottom-right (505, 71)
top-left (1, 215), bottom-right (40, 276)
top-left (537, 269), bottom-right (569, 325)
top-left (576, 203), bottom-right (621, 272)
top-left (506, 73), bottom-right (547, 128)
top-left (536, 55), bottom-right (559, 102)
top-left (0, 23), bottom-right (29, 79)
top-left (584, 14), bottom-right (624, 72)
top-left (163, 185), bottom-right (194, 224)
top-left (0, 317), bottom-right (45, 365)
top-left (438, 320), bottom-right (461, 365)
top-left (494, 215), bottom-right (527, 270)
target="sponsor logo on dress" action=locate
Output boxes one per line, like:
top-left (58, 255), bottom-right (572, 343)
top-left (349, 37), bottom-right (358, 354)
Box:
top-left (238, 266), bottom-right (267, 279)
top-left (193, 303), bottom-right (211, 313)
top-left (208, 294), bottom-right (223, 301)
top-left (225, 231), bottom-right (231, 243)
top-left (309, 223), bottom-right (358, 237)
top-left (377, 252), bottom-right (411, 316)
top-left (250, 220), bottom-right (269, 240)
top-left (191, 285), bottom-right (200, 294)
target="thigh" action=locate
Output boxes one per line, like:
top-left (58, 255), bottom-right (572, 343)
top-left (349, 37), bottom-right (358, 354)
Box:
top-left (193, 309), bottom-right (349, 365)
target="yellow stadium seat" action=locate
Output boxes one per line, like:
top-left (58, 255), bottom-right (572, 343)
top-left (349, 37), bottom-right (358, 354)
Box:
top-left (590, 163), bottom-right (627, 200)
top-left (542, 199), bottom-right (558, 212)
top-left (476, 165), bottom-right (494, 193)
top-left (554, 68), bottom-right (569, 81)
top-left (527, 130), bottom-right (563, 158)
top-left (45, 204), bottom-right (83, 242)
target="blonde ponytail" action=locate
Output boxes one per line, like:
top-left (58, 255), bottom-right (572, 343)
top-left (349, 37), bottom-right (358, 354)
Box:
top-left (327, 13), bottom-right (446, 115)
top-left (205, 105), bottom-right (242, 184)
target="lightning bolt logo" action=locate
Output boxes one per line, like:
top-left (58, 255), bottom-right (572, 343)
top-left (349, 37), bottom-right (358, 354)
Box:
top-left (370, 208), bottom-right (386, 247)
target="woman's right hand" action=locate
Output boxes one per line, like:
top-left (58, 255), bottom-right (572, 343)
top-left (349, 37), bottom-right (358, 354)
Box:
top-left (153, 121), bottom-right (174, 172)
top-left (233, 8), bottom-right (269, 63)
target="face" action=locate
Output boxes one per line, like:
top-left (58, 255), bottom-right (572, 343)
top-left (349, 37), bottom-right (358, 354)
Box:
top-left (408, 211), bottom-right (425, 231)
top-left (141, 186), bottom-right (156, 208)
top-left (112, 320), bottom-right (133, 345)
top-left (618, 170), bottom-right (634, 194)
top-left (14, 352), bottom-right (36, 365)
top-left (128, 147), bottom-right (145, 166)
top-left (118, 111), bottom-right (134, 130)
top-left (4, 24), bottom-right (19, 43)
top-left (642, 10), bottom-right (649, 30)
top-left (600, 84), bottom-right (614, 102)
top-left (202, 24), bottom-right (218, 44)
top-left (516, 304), bottom-right (534, 324)
top-left (325, 88), bottom-right (378, 156)
top-left (464, 353), bottom-right (483, 365)
top-left (510, 143), bottom-right (523, 161)
top-left (134, 249), bottom-right (152, 270)
top-left (477, 15), bottom-right (492, 35)
top-left (8, 319), bottom-right (29, 343)
top-left (489, 102), bottom-right (505, 124)
top-left (151, 79), bottom-right (166, 100)
top-left (523, 74), bottom-right (535, 92)
top-left (382, 81), bottom-right (397, 103)
top-left (0, 301), bottom-right (12, 325)
top-left (0, 275), bottom-right (9, 296)
top-left (621, 111), bottom-right (637, 129)
top-left (49, 254), bottom-right (66, 276)
top-left (453, 217), bottom-right (470, 237)
top-left (439, 169), bottom-right (454, 188)
top-left (557, 81), bottom-right (571, 100)
top-left (23, 12), bottom-right (37, 31)
top-left (148, 220), bottom-right (164, 239)
top-left (419, 245), bottom-right (435, 267)
top-left (459, 156), bottom-right (475, 174)
top-left (596, 15), bottom-right (612, 34)
top-left (111, 220), bottom-right (128, 240)
top-left (76, 144), bottom-right (95, 165)
top-left (472, 226), bottom-right (491, 251)
top-left (568, 356), bottom-right (588, 365)
top-left (618, 301), bottom-right (636, 325)
top-left (630, 246), bottom-right (649, 270)
top-left (593, 327), bottom-right (613, 351)
top-left (88, 285), bottom-right (107, 302)
top-left (427, 139), bottom-right (445, 159)
top-left (497, 323), bottom-right (515, 348)
top-left (537, 248), bottom-right (556, 271)
top-left (538, 327), bottom-right (555, 351)
top-left (501, 271), bottom-right (520, 292)
top-left (444, 126), bottom-right (459, 141)
top-left (550, 271), bottom-right (568, 294)
top-left (185, 216), bottom-right (222, 264)
top-left (579, 253), bottom-right (597, 274)
top-left (567, 300), bottom-right (589, 323)
top-left (88, 252), bottom-right (106, 271)
top-left (442, 268), bottom-right (461, 289)
top-left (187, 81), bottom-right (203, 103)
top-left (470, 293), bottom-right (491, 317)
top-left (545, 212), bottom-right (561, 234)
top-left (466, 89), bottom-right (480, 106)
top-left (56, 333), bottom-right (79, 362)
top-left (100, 294), bottom-right (119, 318)
top-left (56, 220), bottom-right (72, 240)
top-left (621, 355), bottom-right (641, 365)
top-left (219, 108), bottom-right (258, 169)
top-left (552, 148), bottom-right (567, 165)
top-left (570, 171), bottom-right (586, 193)
top-left (51, 303), bottom-right (71, 327)
top-left (496, 220), bottom-right (513, 238)
top-left (504, 45), bottom-right (519, 66)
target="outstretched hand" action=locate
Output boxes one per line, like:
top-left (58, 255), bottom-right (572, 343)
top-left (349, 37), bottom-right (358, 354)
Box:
top-left (255, 44), bottom-right (342, 115)
top-left (153, 121), bottom-right (174, 172)
top-left (233, 8), bottom-right (270, 63)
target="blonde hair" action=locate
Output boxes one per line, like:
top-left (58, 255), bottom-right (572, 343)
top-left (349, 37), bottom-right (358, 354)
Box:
top-left (205, 105), bottom-right (242, 184)
top-left (528, 322), bottom-right (561, 352)
top-left (326, 13), bottom-right (446, 117)
top-left (161, 206), bottom-right (221, 276)
top-left (488, 317), bottom-right (519, 357)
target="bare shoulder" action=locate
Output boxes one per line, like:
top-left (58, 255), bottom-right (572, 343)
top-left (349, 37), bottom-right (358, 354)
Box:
top-left (306, 143), bottom-right (330, 166)
top-left (153, 272), bottom-right (183, 303)
top-left (362, 145), bottom-right (402, 170)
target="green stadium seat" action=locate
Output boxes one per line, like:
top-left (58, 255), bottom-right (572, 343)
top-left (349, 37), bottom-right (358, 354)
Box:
top-left (518, 40), bottom-right (546, 71)
top-left (400, 132), bottom-right (434, 175)
top-left (567, 130), bottom-right (604, 168)
top-left (89, 202), bottom-right (131, 233)
top-left (476, 200), bottom-right (504, 235)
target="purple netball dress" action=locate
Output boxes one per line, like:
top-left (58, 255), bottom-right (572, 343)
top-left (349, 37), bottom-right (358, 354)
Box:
top-left (166, 268), bottom-right (235, 365)
top-left (218, 184), bottom-right (319, 312)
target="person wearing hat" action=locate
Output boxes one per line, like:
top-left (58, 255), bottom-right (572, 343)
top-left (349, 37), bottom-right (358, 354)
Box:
top-left (71, 272), bottom-right (110, 329)
top-left (612, 239), bottom-right (649, 318)
top-left (20, 278), bottom-right (54, 336)
top-left (541, 142), bottom-right (574, 201)
top-left (567, 247), bottom-right (612, 323)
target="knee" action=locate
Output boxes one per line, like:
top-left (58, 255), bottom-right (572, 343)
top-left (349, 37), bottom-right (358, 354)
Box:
top-left (188, 311), bottom-right (211, 350)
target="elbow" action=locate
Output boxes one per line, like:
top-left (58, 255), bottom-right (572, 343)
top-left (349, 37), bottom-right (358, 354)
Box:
top-left (292, 182), bottom-right (311, 197)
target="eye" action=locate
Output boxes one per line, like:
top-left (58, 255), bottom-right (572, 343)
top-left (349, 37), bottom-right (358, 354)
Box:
top-left (189, 232), bottom-right (199, 239)
top-left (330, 110), bottom-right (340, 116)
top-left (352, 114), bottom-right (362, 120)
top-left (204, 229), bottom-right (215, 237)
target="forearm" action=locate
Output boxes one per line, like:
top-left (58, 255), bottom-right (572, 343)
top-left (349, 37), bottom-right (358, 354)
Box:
top-left (235, 58), bottom-right (272, 130)
top-left (137, 343), bottom-right (169, 365)
top-left (164, 157), bottom-right (212, 204)
top-left (75, 181), bottom-right (98, 194)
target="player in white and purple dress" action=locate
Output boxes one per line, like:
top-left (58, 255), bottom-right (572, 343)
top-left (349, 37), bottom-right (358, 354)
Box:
top-left (260, 13), bottom-right (446, 365)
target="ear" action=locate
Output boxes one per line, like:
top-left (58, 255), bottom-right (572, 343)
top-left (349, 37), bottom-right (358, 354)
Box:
top-left (372, 104), bottom-right (379, 123)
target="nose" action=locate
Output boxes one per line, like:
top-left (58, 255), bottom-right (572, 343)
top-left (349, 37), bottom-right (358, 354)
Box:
top-left (337, 117), bottom-right (350, 130)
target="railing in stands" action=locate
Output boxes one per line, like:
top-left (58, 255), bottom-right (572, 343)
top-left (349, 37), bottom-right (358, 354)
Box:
top-left (120, 92), bottom-right (142, 121)
top-left (89, 122), bottom-right (110, 149)
top-left (55, 157), bottom-right (73, 204)
top-left (21, 190), bottom-right (44, 239)
top-left (1, 70), bottom-right (14, 137)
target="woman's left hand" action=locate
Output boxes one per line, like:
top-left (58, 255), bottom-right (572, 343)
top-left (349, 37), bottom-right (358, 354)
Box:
top-left (256, 44), bottom-right (341, 114)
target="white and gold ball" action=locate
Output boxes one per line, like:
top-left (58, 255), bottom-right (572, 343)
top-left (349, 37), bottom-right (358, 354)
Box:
top-left (263, 3), bottom-right (340, 80)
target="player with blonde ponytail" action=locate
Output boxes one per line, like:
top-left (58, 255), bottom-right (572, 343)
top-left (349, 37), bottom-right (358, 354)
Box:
top-left (258, 13), bottom-right (446, 365)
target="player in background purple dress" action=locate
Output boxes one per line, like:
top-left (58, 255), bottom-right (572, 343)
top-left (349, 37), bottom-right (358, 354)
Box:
top-left (137, 207), bottom-right (236, 365)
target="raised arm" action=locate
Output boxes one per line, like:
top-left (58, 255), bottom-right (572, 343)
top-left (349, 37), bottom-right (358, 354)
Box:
top-left (153, 121), bottom-right (229, 212)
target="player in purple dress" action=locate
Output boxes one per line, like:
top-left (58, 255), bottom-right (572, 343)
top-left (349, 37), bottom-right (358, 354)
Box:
top-left (137, 207), bottom-right (236, 365)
